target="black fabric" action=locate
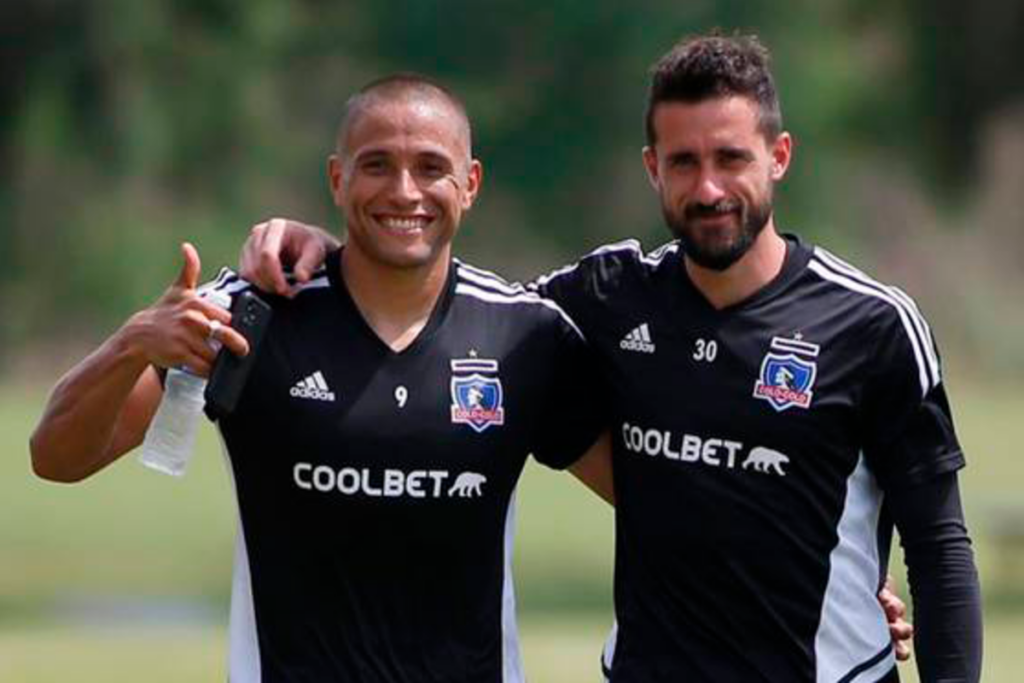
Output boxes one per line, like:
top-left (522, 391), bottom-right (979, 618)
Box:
top-left (203, 256), bottom-right (604, 683)
top-left (888, 471), bottom-right (983, 683)
top-left (533, 236), bottom-right (977, 682)
top-left (863, 370), bottom-right (965, 491)
top-left (530, 324), bottom-right (609, 468)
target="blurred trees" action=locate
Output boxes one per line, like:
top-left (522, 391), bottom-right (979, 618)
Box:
top-left (2, 0), bottom-right (1022, 374)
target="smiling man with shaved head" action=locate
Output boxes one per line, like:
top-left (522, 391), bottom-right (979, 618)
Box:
top-left (31, 73), bottom-right (613, 683)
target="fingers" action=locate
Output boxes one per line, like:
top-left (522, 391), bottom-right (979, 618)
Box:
top-left (260, 218), bottom-right (292, 295)
top-left (196, 296), bottom-right (232, 325)
top-left (287, 221), bottom-right (339, 284)
top-left (174, 242), bottom-right (202, 291)
top-left (142, 258), bottom-right (256, 372)
top-left (879, 575), bottom-right (913, 662)
top-left (194, 298), bottom-right (250, 357)
top-left (891, 623), bottom-right (913, 661)
top-left (178, 319), bottom-right (248, 376)
top-left (214, 322), bottom-right (251, 358)
top-left (163, 309), bottom-right (218, 375)
top-left (239, 224), bottom-right (263, 281)
top-left (241, 219), bottom-right (292, 296)
top-left (176, 333), bottom-right (221, 378)
top-left (889, 619), bottom-right (914, 639)
top-left (879, 576), bottom-right (908, 621)
top-left (164, 303), bottom-right (248, 372)
top-left (241, 218), bottom-right (337, 296)
top-left (179, 348), bottom-right (214, 378)
top-left (292, 239), bottom-right (324, 283)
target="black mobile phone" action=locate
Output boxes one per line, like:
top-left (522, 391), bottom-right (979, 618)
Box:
top-left (204, 290), bottom-right (272, 420)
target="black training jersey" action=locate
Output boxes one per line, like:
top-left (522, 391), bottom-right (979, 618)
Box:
top-left (202, 249), bottom-right (604, 683)
top-left (534, 236), bottom-right (964, 683)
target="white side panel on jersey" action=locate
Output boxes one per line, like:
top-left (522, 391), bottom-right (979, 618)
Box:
top-left (601, 620), bottom-right (619, 681)
top-left (814, 454), bottom-right (893, 683)
top-left (228, 521), bottom-right (262, 683)
top-left (501, 492), bottom-right (525, 683)
top-left (217, 432), bottom-right (262, 683)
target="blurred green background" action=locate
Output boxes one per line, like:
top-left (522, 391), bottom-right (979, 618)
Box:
top-left (3, 1), bottom-right (1023, 681)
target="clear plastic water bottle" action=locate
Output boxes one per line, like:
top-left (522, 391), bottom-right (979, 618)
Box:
top-left (138, 289), bottom-right (231, 477)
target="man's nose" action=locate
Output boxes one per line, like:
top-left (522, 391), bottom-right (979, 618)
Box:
top-left (693, 167), bottom-right (727, 204)
top-left (391, 168), bottom-right (424, 203)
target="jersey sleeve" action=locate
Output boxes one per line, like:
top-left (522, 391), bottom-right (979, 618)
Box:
top-left (886, 471), bottom-right (983, 682)
top-left (861, 306), bottom-right (965, 490)
top-left (530, 262), bottom-right (593, 325)
top-left (197, 266), bottom-right (245, 301)
top-left (528, 315), bottom-right (609, 471)
top-left (529, 241), bottom-right (644, 335)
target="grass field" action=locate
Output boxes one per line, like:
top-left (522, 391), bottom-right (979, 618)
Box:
top-left (5, 614), bottom-right (1022, 683)
top-left (3, 374), bottom-right (1022, 681)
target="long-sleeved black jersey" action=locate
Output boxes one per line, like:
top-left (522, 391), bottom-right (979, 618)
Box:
top-left (535, 234), bottom-right (978, 682)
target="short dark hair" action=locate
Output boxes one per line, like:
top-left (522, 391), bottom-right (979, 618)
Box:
top-left (645, 32), bottom-right (782, 146)
top-left (337, 73), bottom-right (473, 160)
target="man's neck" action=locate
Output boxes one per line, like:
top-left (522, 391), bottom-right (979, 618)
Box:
top-left (684, 224), bottom-right (788, 310)
top-left (340, 247), bottom-right (450, 352)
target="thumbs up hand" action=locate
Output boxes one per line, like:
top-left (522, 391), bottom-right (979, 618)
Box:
top-left (123, 243), bottom-right (250, 377)
top-left (174, 241), bottom-right (203, 292)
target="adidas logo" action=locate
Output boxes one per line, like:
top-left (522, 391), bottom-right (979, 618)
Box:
top-left (290, 371), bottom-right (336, 402)
top-left (620, 323), bottom-right (655, 354)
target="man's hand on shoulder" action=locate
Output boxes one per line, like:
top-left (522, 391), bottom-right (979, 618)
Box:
top-left (240, 217), bottom-right (338, 297)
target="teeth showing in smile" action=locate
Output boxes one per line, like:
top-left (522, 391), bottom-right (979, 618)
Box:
top-left (381, 216), bottom-right (429, 232)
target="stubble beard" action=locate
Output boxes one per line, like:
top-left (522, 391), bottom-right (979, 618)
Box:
top-left (663, 193), bottom-right (774, 272)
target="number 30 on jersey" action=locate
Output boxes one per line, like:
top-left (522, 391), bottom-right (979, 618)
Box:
top-left (693, 338), bottom-right (717, 362)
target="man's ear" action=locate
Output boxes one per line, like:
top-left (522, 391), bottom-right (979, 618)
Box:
top-left (642, 145), bottom-right (661, 191)
top-left (461, 159), bottom-right (483, 210)
top-left (769, 132), bottom-right (793, 182)
top-left (328, 154), bottom-right (345, 207)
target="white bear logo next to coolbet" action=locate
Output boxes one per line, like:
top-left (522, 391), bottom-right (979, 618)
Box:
top-left (448, 472), bottom-right (487, 497)
top-left (741, 446), bottom-right (790, 476)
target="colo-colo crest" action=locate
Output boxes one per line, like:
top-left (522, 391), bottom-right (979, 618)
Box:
top-left (450, 357), bottom-right (505, 433)
top-left (753, 335), bottom-right (821, 412)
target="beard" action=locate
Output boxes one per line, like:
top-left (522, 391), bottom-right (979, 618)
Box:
top-left (662, 193), bottom-right (773, 271)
